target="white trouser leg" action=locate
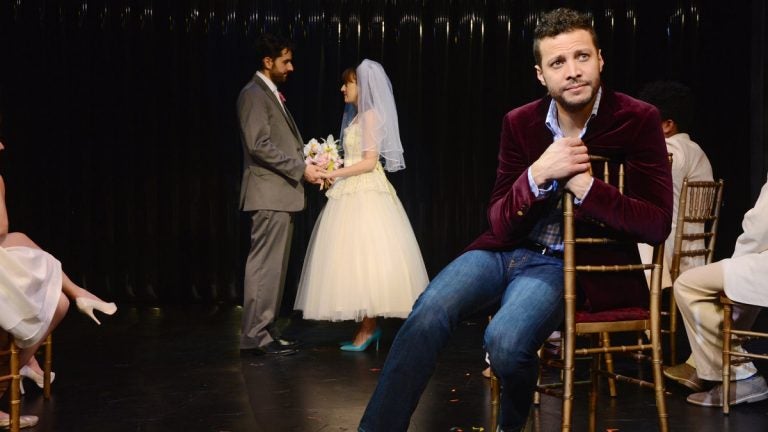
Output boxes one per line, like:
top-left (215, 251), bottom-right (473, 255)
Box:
top-left (674, 262), bottom-right (760, 381)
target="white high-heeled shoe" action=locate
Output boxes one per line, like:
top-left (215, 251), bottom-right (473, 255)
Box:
top-left (0, 414), bottom-right (38, 429)
top-left (75, 298), bottom-right (118, 325)
top-left (19, 365), bottom-right (55, 395)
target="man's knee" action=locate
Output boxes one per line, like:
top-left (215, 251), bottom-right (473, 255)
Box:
top-left (485, 324), bottom-right (537, 375)
top-left (673, 269), bottom-right (711, 306)
top-left (409, 288), bottom-right (451, 332)
top-left (673, 269), bottom-right (697, 300)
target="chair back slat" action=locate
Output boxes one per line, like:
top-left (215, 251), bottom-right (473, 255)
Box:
top-left (670, 179), bottom-right (724, 282)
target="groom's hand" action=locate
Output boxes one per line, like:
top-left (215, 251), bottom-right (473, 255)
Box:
top-left (304, 164), bottom-right (324, 185)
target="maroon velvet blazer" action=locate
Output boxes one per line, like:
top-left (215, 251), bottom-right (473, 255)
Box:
top-left (466, 89), bottom-right (673, 312)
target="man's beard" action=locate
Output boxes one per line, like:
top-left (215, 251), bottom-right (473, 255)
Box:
top-left (271, 73), bottom-right (287, 83)
top-left (268, 69), bottom-right (288, 83)
top-left (551, 81), bottom-right (598, 113)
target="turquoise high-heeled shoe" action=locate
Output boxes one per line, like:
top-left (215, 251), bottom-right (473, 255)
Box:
top-left (340, 328), bottom-right (382, 352)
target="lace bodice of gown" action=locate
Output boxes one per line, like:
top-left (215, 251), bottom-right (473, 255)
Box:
top-left (326, 122), bottom-right (396, 198)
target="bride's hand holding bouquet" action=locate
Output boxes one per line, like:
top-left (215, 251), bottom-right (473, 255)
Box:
top-left (304, 134), bottom-right (343, 190)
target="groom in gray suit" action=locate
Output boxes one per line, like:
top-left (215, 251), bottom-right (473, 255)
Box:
top-left (237, 34), bottom-right (322, 356)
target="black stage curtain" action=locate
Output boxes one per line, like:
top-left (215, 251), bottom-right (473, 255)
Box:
top-left (0, 0), bottom-right (755, 305)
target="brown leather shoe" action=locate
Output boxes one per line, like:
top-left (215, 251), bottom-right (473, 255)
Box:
top-left (663, 363), bottom-right (706, 392)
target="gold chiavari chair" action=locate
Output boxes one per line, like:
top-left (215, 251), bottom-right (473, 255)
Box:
top-left (663, 179), bottom-right (724, 364)
top-left (536, 156), bottom-right (668, 432)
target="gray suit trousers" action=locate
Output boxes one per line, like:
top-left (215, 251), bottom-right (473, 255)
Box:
top-left (241, 210), bottom-right (294, 349)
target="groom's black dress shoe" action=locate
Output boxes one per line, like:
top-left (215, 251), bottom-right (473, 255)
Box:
top-left (240, 342), bottom-right (298, 357)
top-left (275, 337), bottom-right (299, 348)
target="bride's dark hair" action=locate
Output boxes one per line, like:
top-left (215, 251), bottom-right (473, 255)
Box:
top-left (341, 67), bottom-right (357, 83)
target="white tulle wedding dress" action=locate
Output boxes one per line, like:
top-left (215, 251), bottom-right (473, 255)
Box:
top-left (295, 121), bottom-right (429, 322)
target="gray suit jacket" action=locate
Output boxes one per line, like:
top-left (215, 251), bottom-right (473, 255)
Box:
top-left (237, 74), bottom-right (306, 212)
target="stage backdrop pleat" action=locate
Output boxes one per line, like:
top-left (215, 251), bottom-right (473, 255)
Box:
top-left (0, 0), bottom-right (754, 306)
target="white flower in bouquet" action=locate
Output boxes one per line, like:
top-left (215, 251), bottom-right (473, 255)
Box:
top-left (304, 138), bottom-right (321, 158)
top-left (303, 134), bottom-right (343, 190)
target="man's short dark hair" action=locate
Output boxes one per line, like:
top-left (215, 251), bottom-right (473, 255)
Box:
top-left (254, 34), bottom-right (294, 71)
top-left (533, 8), bottom-right (598, 66)
top-left (638, 81), bottom-right (694, 133)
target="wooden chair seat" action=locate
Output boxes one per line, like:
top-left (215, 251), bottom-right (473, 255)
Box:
top-left (575, 307), bottom-right (650, 323)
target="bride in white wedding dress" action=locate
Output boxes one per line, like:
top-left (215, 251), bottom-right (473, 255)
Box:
top-left (294, 60), bottom-right (428, 351)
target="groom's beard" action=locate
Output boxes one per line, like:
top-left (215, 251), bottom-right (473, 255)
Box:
top-left (267, 68), bottom-right (289, 84)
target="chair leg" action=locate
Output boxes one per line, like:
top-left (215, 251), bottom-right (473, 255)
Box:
top-left (669, 293), bottom-right (678, 365)
top-left (490, 370), bottom-right (500, 404)
top-left (534, 346), bottom-right (542, 405)
top-left (9, 339), bottom-right (21, 432)
top-left (589, 336), bottom-right (600, 432)
top-left (722, 302), bottom-right (733, 415)
top-left (652, 346), bottom-right (669, 431)
top-left (600, 332), bottom-right (618, 397)
top-left (490, 371), bottom-right (500, 431)
top-left (651, 317), bottom-right (669, 431)
top-left (562, 334), bottom-right (575, 431)
top-left (43, 334), bottom-right (53, 399)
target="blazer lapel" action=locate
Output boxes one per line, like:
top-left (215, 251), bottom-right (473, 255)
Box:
top-left (253, 74), bottom-right (302, 143)
top-left (282, 104), bottom-right (302, 143)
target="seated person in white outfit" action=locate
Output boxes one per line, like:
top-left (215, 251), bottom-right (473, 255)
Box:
top-left (669, 175), bottom-right (768, 407)
top-left (636, 81), bottom-right (713, 288)
top-left (0, 139), bottom-right (117, 428)
top-left (636, 82), bottom-right (720, 392)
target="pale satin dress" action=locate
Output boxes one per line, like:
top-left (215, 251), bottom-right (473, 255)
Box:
top-left (0, 246), bottom-right (62, 348)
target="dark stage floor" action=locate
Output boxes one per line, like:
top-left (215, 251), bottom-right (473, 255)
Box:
top-left (7, 305), bottom-right (768, 431)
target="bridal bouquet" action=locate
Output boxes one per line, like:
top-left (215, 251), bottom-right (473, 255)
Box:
top-left (304, 134), bottom-right (343, 190)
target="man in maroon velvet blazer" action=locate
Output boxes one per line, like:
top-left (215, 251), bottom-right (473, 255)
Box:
top-left (467, 71), bottom-right (673, 313)
top-left (359, 8), bottom-right (672, 432)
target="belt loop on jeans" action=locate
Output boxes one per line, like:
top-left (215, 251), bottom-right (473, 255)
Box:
top-left (519, 239), bottom-right (563, 259)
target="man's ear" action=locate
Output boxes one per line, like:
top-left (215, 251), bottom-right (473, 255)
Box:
top-left (262, 57), bottom-right (273, 71)
top-left (534, 65), bottom-right (546, 87)
top-left (597, 49), bottom-right (604, 73)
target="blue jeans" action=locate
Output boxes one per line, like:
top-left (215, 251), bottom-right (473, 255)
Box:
top-left (359, 249), bottom-right (564, 432)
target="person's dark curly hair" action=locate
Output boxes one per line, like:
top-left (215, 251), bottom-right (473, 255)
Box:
top-left (638, 81), bottom-right (694, 133)
top-left (533, 8), bottom-right (598, 66)
top-left (254, 34), bottom-right (294, 71)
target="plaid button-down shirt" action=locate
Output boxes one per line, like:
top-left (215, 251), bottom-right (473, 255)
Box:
top-left (527, 88), bottom-right (602, 250)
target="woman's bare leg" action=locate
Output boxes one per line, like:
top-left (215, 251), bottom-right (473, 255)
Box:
top-left (351, 317), bottom-right (378, 346)
top-left (18, 294), bottom-right (69, 367)
top-left (24, 353), bottom-right (44, 376)
top-left (1, 232), bottom-right (106, 302)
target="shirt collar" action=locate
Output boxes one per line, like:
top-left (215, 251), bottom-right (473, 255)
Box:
top-left (545, 87), bottom-right (602, 140)
top-left (256, 71), bottom-right (279, 94)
